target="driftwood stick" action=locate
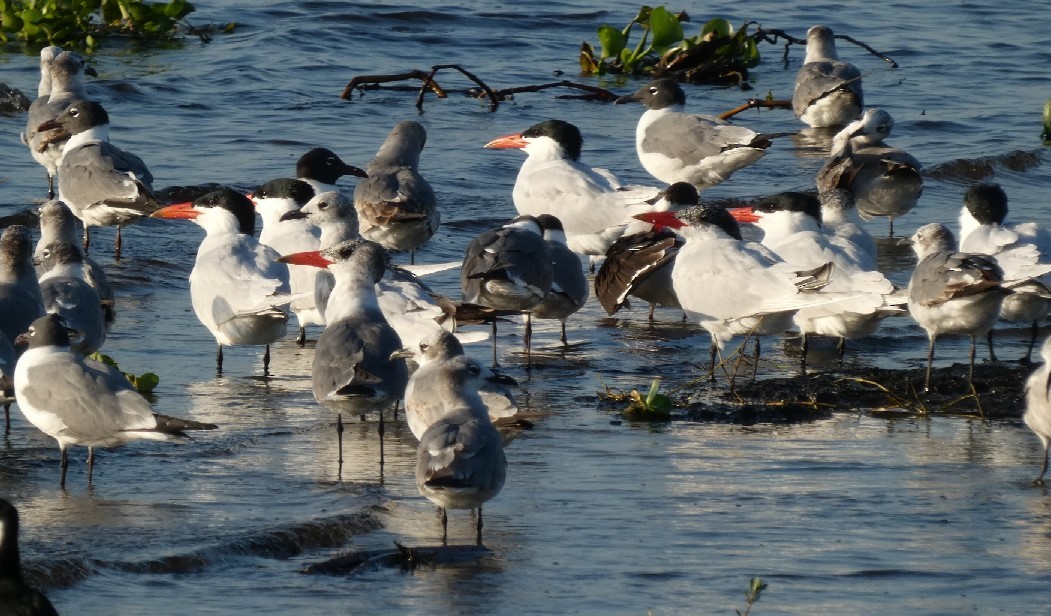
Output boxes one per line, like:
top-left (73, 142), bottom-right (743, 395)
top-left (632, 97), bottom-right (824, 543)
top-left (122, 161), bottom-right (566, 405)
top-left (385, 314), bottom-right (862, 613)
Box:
top-left (489, 80), bottom-right (620, 102)
top-left (341, 70), bottom-right (445, 101)
top-left (719, 98), bottom-right (792, 121)
top-left (420, 64), bottom-right (499, 111)
top-left (834, 34), bottom-right (899, 68)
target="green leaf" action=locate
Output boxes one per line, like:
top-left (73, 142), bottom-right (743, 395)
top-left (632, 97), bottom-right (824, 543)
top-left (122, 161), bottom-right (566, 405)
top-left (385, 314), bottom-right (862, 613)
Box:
top-left (89, 352), bottom-right (119, 368)
top-left (597, 24), bottom-right (626, 59)
top-left (648, 6), bottom-right (682, 51)
top-left (741, 36), bottom-right (761, 68)
top-left (701, 17), bottom-right (732, 39)
top-left (134, 372), bottom-right (160, 393)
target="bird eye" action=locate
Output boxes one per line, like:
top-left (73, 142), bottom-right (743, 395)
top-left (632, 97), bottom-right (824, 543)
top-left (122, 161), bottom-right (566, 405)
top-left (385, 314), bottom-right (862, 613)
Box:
top-left (419, 342), bottom-right (430, 352)
top-left (68, 106), bottom-right (79, 117)
top-left (649, 86), bottom-right (658, 94)
top-left (326, 157), bottom-right (337, 166)
top-left (28, 326), bottom-right (35, 335)
top-left (42, 249), bottom-right (51, 258)
top-left (318, 201), bottom-right (329, 210)
top-left (468, 365), bottom-right (481, 376)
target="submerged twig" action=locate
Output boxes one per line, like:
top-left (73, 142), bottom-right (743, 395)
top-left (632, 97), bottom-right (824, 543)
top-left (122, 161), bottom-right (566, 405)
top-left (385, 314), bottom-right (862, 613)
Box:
top-left (341, 70), bottom-right (445, 101)
top-left (719, 98), bottom-right (792, 120)
top-left (833, 34), bottom-right (899, 68)
top-left (418, 64), bottom-right (497, 111)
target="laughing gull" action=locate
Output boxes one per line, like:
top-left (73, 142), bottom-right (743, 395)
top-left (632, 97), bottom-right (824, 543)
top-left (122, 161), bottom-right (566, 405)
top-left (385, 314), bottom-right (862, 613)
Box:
top-left (34, 200), bottom-right (115, 332)
top-left (792, 25), bottom-right (864, 129)
top-left (37, 99), bottom-right (161, 258)
top-left (15, 314), bottom-right (217, 486)
top-left (36, 240), bottom-right (106, 356)
top-left (818, 108), bottom-right (923, 236)
top-left (729, 192), bottom-right (902, 364)
top-left (1024, 335), bottom-right (1051, 484)
top-left (252, 178), bottom-right (321, 344)
top-left (0, 498), bottom-right (60, 616)
top-left (616, 78), bottom-right (776, 188)
top-left (635, 206), bottom-right (861, 385)
top-left (0, 226), bottom-right (46, 349)
top-left (353, 121), bottom-right (439, 264)
top-left (484, 119), bottom-right (662, 258)
top-left (415, 354), bottom-right (507, 545)
top-left (279, 240), bottom-right (408, 473)
top-left (33, 46), bottom-right (63, 97)
top-left (594, 183), bottom-right (694, 319)
top-left (461, 215), bottom-right (553, 366)
top-left (958, 183), bottom-right (1051, 363)
top-left (295, 147), bottom-right (367, 195)
top-left (904, 223), bottom-right (1010, 392)
top-left (529, 214), bottom-right (589, 344)
top-left (152, 188), bottom-right (292, 377)
top-left (21, 49), bottom-right (95, 199)
top-left (396, 329), bottom-right (519, 442)
top-left (281, 190), bottom-right (359, 320)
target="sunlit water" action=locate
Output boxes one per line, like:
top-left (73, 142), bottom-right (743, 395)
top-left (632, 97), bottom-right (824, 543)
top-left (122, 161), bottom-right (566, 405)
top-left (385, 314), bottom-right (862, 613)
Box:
top-left (2, 1), bottom-right (1051, 613)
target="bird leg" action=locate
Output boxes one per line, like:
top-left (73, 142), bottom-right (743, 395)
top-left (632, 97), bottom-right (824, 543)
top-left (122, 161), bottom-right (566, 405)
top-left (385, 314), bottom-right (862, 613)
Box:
top-left (648, 303), bottom-right (656, 321)
top-left (1036, 442), bottom-right (1050, 486)
top-left (968, 335), bottom-right (977, 387)
top-left (60, 448), bottom-right (68, 488)
top-left (476, 507), bottom-right (484, 546)
top-left (216, 344), bottom-right (224, 377)
top-left (1022, 321), bottom-right (1039, 366)
top-left (800, 333), bottom-right (810, 376)
top-left (82, 224), bottom-right (91, 253)
top-left (378, 403), bottom-right (386, 470)
top-left (263, 345), bottom-right (271, 377)
top-left (336, 413), bottom-right (344, 476)
top-left (490, 320), bottom-right (499, 368)
top-left (114, 227), bottom-right (123, 261)
top-left (87, 446), bottom-right (95, 485)
top-left (297, 326), bottom-right (306, 347)
top-left (837, 337), bottom-right (847, 363)
top-left (707, 339), bottom-right (718, 382)
top-left (47, 173), bottom-right (55, 200)
top-left (924, 336), bottom-right (936, 393)
top-left (393, 399), bottom-right (399, 422)
top-left (560, 321), bottom-right (568, 345)
top-left (750, 337), bottom-right (761, 383)
top-left (524, 313), bottom-right (533, 367)
top-left (3, 403), bottom-right (9, 435)
top-left (986, 330), bottom-right (999, 363)
top-left (441, 507), bottom-right (448, 546)
top-left (410, 249), bottom-right (416, 266)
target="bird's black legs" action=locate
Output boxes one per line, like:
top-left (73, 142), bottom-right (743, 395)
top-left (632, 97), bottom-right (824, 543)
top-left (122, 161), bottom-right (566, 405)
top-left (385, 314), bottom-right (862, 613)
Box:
top-left (216, 344), bottom-right (224, 376)
top-left (263, 344), bottom-right (271, 377)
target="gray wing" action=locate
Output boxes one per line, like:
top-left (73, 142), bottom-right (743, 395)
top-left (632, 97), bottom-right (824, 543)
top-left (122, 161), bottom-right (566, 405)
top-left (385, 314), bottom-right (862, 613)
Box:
top-left (21, 353), bottom-right (157, 438)
top-left (642, 113), bottom-right (762, 167)
top-left (0, 282), bottom-right (46, 343)
top-left (39, 277), bottom-right (105, 354)
top-left (461, 229), bottom-right (552, 304)
top-left (312, 319), bottom-right (407, 405)
top-left (909, 252), bottom-right (1005, 307)
top-left (59, 142), bottom-right (159, 218)
top-left (544, 243), bottom-right (588, 309)
top-left (792, 61), bottom-right (863, 115)
top-left (354, 168), bottom-right (438, 229)
top-left (416, 412), bottom-right (507, 497)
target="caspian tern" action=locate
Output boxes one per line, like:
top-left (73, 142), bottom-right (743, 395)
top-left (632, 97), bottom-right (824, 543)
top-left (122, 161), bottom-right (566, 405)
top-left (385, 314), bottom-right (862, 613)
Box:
top-left (37, 99), bottom-right (161, 258)
top-left (396, 329), bottom-right (519, 442)
top-left (792, 25), bottom-right (864, 129)
top-left (21, 49), bottom-right (95, 199)
top-left (1024, 334), bottom-right (1051, 484)
top-left (414, 354), bottom-right (507, 545)
top-left (35, 200), bottom-right (115, 331)
top-left (529, 214), bottom-right (589, 344)
top-left (615, 78), bottom-right (776, 188)
top-left (818, 108), bottom-right (923, 236)
top-left (252, 178), bottom-right (321, 344)
top-left (729, 192), bottom-right (902, 363)
top-left (958, 183), bottom-right (1051, 363)
top-left (36, 240), bottom-right (107, 356)
top-left (14, 314), bottom-right (217, 486)
top-left (0, 498), bottom-right (60, 615)
top-left (354, 121), bottom-right (439, 263)
top-left (461, 215), bottom-right (553, 365)
top-left (484, 119), bottom-right (662, 259)
top-left (152, 188), bottom-right (293, 377)
top-left (635, 205), bottom-right (858, 385)
top-left (819, 188), bottom-right (878, 272)
top-left (904, 223), bottom-right (1010, 392)
top-left (278, 240), bottom-right (408, 473)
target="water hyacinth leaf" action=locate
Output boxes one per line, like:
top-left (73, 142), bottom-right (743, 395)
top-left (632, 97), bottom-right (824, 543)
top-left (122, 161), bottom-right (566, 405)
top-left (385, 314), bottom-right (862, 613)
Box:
top-left (597, 24), bottom-right (626, 59)
top-left (133, 372), bottom-right (160, 393)
top-left (165, 0), bottom-right (195, 19)
top-left (741, 36), bottom-right (761, 67)
top-left (701, 17), bottom-right (732, 39)
top-left (648, 6), bottom-right (682, 51)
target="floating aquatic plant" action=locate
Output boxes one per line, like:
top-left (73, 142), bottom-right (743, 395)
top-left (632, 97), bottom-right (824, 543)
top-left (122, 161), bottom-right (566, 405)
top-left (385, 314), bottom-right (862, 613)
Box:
top-left (624, 377), bottom-right (673, 420)
top-left (0, 0), bottom-right (198, 50)
top-left (736, 577), bottom-right (768, 616)
top-left (89, 351), bottom-right (160, 395)
top-left (579, 6), bottom-right (760, 85)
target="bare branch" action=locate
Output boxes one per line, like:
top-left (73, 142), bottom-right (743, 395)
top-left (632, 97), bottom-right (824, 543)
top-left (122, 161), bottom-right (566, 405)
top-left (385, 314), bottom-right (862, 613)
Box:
top-left (341, 70), bottom-right (445, 101)
top-left (719, 98), bottom-right (792, 121)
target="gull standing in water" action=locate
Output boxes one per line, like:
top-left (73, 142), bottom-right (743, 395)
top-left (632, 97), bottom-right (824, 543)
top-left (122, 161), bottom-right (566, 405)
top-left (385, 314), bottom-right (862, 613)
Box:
top-left (616, 78), bottom-right (777, 188)
top-left (792, 25), bottom-right (863, 129)
top-left (396, 329), bottom-right (519, 442)
top-left (0, 226), bottom-right (45, 351)
top-left (415, 355), bottom-right (507, 545)
top-left (152, 188), bottom-right (292, 377)
top-left (14, 314), bottom-right (217, 486)
top-left (461, 215), bottom-right (552, 366)
top-left (252, 178), bottom-right (321, 344)
top-left (34, 200), bottom-right (115, 332)
top-left (484, 119), bottom-right (661, 259)
top-left (37, 99), bottom-right (161, 258)
top-left (904, 223), bottom-right (1010, 392)
top-left (818, 108), bottom-right (923, 236)
top-left (36, 240), bottom-right (106, 356)
top-left (529, 214), bottom-right (589, 345)
top-left (0, 498), bottom-right (60, 616)
top-left (957, 183), bottom-right (1051, 363)
top-left (354, 121), bottom-right (439, 264)
top-left (21, 49), bottom-right (95, 199)
top-left (1024, 335), bottom-right (1051, 484)
top-left (279, 240), bottom-right (408, 474)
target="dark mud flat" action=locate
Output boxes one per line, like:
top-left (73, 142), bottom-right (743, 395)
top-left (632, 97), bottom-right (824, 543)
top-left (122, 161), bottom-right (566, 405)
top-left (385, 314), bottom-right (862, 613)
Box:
top-left (603, 362), bottom-right (1034, 424)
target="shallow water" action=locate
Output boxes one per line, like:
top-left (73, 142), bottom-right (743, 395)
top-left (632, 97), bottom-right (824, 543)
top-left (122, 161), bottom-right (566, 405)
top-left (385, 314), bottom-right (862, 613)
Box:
top-left (2, 1), bottom-right (1051, 613)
